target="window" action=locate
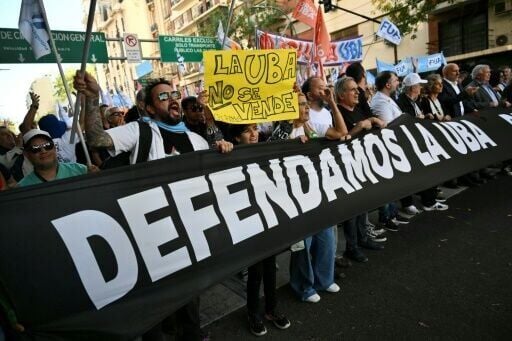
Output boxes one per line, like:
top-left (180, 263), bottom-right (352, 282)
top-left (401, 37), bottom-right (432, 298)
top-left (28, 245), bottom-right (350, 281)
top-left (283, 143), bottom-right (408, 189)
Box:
top-left (438, 3), bottom-right (487, 57)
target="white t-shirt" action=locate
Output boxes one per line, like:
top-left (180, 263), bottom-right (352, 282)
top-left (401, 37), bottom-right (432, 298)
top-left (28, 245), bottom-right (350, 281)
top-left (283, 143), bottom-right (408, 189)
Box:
top-left (53, 129), bottom-right (77, 163)
top-left (308, 107), bottom-right (333, 127)
top-left (370, 91), bottom-right (403, 123)
top-left (289, 121), bottom-right (329, 139)
top-left (106, 121), bottom-right (208, 164)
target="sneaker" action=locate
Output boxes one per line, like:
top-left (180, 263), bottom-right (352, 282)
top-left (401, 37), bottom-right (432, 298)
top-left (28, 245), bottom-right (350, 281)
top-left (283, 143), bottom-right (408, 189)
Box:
top-left (264, 311), bottom-right (291, 329)
top-left (435, 196), bottom-right (447, 203)
top-left (369, 233), bottom-right (387, 243)
top-left (367, 224), bottom-right (386, 236)
top-left (402, 205), bottom-right (421, 215)
top-left (335, 256), bottom-right (352, 268)
top-left (381, 219), bottom-right (400, 232)
top-left (248, 316), bottom-right (267, 336)
top-left (423, 202), bottom-right (449, 211)
top-left (344, 248), bottom-right (368, 263)
top-left (392, 216), bottom-right (410, 225)
top-left (325, 283), bottom-right (340, 293)
top-left (304, 293), bottom-right (321, 303)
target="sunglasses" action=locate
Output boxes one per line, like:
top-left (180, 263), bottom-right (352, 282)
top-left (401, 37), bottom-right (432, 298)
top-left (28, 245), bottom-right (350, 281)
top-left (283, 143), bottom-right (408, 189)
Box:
top-left (158, 91), bottom-right (181, 101)
top-left (27, 141), bottom-right (54, 154)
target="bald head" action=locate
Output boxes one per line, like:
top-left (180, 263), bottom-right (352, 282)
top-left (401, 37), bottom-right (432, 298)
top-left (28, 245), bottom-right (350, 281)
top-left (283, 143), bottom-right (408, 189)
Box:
top-left (442, 63), bottom-right (460, 82)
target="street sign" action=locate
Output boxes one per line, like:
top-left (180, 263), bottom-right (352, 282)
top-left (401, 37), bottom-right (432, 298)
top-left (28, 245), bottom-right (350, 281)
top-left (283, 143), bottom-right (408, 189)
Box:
top-left (159, 35), bottom-right (220, 63)
top-left (0, 28), bottom-right (108, 64)
top-left (123, 33), bottom-right (142, 63)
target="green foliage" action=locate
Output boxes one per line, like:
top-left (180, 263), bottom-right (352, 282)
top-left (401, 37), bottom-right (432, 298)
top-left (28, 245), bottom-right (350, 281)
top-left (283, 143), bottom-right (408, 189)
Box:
top-left (372, 0), bottom-right (454, 39)
top-left (198, 0), bottom-right (287, 48)
top-left (53, 66), bottom-right (94, 102)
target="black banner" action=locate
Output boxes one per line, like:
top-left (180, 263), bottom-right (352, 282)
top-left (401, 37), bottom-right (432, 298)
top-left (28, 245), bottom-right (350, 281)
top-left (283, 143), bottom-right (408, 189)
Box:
top-left (1, 110), bottom-right (512, 340)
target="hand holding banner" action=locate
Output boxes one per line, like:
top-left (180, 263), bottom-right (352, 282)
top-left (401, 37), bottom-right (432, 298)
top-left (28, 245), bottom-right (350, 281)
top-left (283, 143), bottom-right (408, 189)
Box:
top-left (204, 49), bottom-right (299, 124)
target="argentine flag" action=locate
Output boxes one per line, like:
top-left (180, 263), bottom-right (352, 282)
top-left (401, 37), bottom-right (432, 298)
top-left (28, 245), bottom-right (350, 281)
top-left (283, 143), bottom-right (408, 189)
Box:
top-left (19, 0), bottom-right (51, 59)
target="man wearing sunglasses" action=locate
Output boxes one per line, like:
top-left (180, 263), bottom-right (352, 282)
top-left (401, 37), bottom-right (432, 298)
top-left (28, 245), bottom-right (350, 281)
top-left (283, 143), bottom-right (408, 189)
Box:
top-left (17, 129), bottom-right (96, 187)
top-left (104, 107), bottom-right (125, 128)
top-left (74, 72), bottom-right (232, 340)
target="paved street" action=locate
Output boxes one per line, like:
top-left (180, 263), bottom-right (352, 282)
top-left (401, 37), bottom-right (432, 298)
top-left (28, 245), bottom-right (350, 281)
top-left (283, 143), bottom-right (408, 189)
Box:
top-left (203, 174), bottom-right (512, 340)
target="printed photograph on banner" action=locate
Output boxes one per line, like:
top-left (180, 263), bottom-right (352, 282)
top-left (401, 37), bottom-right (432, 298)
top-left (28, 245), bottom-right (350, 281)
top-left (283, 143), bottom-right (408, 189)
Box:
top-left (203, 49), bottom-right (299, 124)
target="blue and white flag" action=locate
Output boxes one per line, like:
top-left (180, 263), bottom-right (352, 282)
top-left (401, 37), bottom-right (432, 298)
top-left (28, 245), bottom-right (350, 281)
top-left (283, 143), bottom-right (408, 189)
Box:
top-left (366, 71), bottom-right (376, 86)
top-left (376, 18), bottom-right (402, 45)
top-left (416, 52), bottom-right (446, 73)
top-left (376, 59), bottom-right (396, 73)
top-left (18, 0), bottom-right (51, 59)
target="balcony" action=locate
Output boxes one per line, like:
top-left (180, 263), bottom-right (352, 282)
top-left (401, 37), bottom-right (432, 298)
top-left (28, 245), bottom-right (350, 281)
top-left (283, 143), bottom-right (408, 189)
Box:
top-left (171, 0), bottom-right (188, 11)
top-left (174, 1), bottom-right (228, 34)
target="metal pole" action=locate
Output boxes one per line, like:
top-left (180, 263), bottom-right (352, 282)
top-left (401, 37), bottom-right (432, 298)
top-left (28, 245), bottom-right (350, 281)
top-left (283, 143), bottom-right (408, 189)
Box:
top-left (68, 0), bottom-right (97, 167)
top-left (37, 0), bottom-right (92, 165)
top-left (222, 0), bottom-right (237, 48)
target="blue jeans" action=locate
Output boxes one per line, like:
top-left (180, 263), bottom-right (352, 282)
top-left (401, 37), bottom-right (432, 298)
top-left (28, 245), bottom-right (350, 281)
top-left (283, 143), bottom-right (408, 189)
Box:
top-left (289, 226), bottom-right (335, 300)
top-left (378, 202), bottom-right (398, 223)
top-left (342, 214), bottom-right (368, 251)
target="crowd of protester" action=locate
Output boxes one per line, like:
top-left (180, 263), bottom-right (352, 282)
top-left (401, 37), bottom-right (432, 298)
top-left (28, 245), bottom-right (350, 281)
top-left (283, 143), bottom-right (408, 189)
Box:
top-left (0, 61), bottom-right (511, 340)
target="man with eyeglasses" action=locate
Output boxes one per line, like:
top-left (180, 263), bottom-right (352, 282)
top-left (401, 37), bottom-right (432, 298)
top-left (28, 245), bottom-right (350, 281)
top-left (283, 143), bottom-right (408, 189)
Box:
top-left (74, 72), bottom-right (232, 341)
top-left (17, 129), bottom-right (95, 187)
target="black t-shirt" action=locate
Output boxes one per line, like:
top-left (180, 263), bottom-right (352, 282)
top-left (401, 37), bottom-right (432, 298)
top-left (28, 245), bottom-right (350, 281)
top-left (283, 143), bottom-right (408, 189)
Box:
top-left (158, 128), bottom-right (194, 154)
top-left (338, 104), bottom-right (367, 128)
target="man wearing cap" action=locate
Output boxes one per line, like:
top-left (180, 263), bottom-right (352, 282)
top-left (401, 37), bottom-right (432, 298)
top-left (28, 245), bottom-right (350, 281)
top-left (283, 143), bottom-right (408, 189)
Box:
top-left (397, 73), bottom-right (428, 119)
top-left (370, 71), bottom-right (403, 123)
top-left (17, 129), bottom-right (92, 187)
top-left (104, 107), bottom-right (125, 128)
top-left (38, 114), bottom-right (77, 163)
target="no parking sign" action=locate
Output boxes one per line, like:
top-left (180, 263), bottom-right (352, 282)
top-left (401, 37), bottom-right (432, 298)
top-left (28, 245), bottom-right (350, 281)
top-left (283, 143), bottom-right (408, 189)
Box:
top-left (123, 33), bottom-right (142, 63)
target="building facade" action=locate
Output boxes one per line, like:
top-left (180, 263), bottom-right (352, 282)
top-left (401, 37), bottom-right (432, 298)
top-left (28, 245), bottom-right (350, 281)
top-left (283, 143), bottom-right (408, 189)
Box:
top-left (84, 0), bottom-right (511, 101)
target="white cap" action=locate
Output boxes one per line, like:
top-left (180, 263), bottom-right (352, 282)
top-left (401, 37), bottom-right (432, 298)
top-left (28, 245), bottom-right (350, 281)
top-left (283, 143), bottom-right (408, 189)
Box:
top-left (403, 73), bottom-right (427, 87)
top-left (23, 129), bottom-right (52, 146)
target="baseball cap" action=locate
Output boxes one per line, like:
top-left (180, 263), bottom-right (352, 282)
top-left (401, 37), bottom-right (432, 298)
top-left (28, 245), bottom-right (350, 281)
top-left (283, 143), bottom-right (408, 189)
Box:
top-left (23, 129), bottom-right (52, 147)
top-left (402, 73), bottom-right (427, 87)
top-left (105, 107), bottom-right (124, 121)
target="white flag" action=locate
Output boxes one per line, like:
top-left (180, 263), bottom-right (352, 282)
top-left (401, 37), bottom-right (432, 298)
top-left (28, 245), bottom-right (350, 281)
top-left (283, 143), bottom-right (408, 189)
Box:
top-left (18, 0), bottom-right (51, 59)
top-left (217, 20), bottom-right (241, 50)
top-left (376, 18), bottom-right (402, 45)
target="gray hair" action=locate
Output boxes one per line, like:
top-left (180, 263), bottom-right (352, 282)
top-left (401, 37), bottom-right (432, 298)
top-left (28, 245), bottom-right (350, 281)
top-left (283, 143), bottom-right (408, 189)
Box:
top-left (425, 74), bottom-right (442, 94)
top-left (471, 64), bottom-right (490, 80)
top-left (334, 76), bottom-right (355, 100)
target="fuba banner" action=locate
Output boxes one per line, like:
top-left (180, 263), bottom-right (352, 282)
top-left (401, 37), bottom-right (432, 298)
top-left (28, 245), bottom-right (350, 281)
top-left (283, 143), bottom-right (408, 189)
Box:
top-left (1, 110), bottom-right (512, 340)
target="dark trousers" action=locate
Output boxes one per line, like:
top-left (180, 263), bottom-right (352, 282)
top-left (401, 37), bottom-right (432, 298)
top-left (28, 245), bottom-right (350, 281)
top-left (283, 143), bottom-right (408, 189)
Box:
top-left (401, 187), bottom-right (437, 208)
top-left (247, 255), bottom-right (277, 318)
top-left (342, 213), bottom-right (367, 251)
top-left (142, 297), bottom-right (201, 341)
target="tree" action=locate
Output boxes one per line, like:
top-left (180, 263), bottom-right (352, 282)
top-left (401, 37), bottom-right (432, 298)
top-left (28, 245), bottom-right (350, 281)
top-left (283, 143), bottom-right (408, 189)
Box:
top-left (53, 66), bottom-right (95, 102)
top-left (198, 0), bottom-right (288, 48)
top-left (372, 0), bottom-right (454, 39)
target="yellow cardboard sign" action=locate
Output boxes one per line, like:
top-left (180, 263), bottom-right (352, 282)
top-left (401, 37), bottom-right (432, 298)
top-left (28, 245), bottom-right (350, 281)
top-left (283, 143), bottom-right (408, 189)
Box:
top-left (204, 49), bottom-right (298, 124)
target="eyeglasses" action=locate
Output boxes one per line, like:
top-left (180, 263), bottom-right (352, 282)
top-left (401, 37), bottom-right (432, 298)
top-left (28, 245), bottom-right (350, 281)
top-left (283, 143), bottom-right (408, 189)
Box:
top-left (110, 112), bottom-right (123, 117)
top-left (27, 141), bottom-right (54, 154)
top-left (189, 104), bottom-right (203, 112)
top-left (158, 91), bottom-right (181, 101)
top-left (298, 101), bottom-right (309, 107)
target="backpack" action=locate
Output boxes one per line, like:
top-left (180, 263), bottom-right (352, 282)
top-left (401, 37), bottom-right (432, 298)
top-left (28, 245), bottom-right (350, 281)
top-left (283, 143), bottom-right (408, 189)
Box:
top-left (100, 121), bottom-right (152, 169)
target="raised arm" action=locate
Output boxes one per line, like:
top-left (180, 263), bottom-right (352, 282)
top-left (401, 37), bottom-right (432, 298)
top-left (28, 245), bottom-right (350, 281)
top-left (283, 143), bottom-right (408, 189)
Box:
top-left (19, 92), bottom-right (40, 135)
top-left (323, 87), bottom-right (349, 140)
top-left (73, 71), bottom-right (114, 149)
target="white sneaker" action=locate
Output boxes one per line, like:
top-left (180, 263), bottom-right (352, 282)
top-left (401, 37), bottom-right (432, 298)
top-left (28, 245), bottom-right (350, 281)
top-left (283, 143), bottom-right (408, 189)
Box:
top-left (305, 293), bottom-right (321, 303)
top-left (423, 202), bottom-right (449, 211)
top-left (402, 205), bottom-right (421, 215)
top-left (325, 283), bottom-right (340, 293)
top-left (367, 225), bottom-right (386, 236)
